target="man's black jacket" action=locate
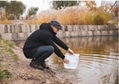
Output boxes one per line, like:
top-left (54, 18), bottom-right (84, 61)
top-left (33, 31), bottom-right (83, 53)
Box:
top-left (23, 23), bottom-right (69, 59)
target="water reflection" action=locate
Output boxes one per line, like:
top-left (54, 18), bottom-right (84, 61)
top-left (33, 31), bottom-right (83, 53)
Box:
top-left (49, 36), bottom-right (118, 84)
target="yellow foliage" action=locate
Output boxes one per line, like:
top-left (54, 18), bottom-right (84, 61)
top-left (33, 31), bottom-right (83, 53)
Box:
top-left (0, 20), bottom-right (12, 24)
top-left (26, 6), bottom-right (112, 25)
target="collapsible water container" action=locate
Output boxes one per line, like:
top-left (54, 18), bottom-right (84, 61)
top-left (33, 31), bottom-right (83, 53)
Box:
top-left (64, 53), bottom-right (80, 69)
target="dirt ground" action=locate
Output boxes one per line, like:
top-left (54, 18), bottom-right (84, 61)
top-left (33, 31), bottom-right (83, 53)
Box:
top-left (0, 46), bottom-right (72, 84)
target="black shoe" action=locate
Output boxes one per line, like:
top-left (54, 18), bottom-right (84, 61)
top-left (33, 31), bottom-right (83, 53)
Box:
top-left (30, 60), bottom-right (45, 71)
top-left (41, 62), bottom-right (50, 69)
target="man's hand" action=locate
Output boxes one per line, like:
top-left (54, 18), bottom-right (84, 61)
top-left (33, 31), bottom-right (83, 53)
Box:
top-left (68, 48), bottom-right (74, 54)
top-left (63, 58), bottom-right (69, 64)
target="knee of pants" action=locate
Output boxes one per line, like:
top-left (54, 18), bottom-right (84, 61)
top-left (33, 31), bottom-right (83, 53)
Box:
top-left (47, 46), bottom-right (54, 54)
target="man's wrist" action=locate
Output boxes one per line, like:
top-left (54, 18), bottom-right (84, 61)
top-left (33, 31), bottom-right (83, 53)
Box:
top-left (62, 56), bottom-right (65, 59)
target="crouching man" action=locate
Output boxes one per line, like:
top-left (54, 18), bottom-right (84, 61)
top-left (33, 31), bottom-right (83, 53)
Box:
top-left (23, 19), bottom-right (74, 71)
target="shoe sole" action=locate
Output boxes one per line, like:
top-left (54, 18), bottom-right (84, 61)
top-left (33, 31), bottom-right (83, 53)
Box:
top-left (30, 63), bottom-right (44, 71)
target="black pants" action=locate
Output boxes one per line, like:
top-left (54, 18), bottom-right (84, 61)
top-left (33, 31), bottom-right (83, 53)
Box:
top-left (33, 45), bottom-right (54, 64)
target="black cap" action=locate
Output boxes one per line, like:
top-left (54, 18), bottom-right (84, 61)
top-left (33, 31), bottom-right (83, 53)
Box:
top-left (50, 19), bottom-right (62, 30)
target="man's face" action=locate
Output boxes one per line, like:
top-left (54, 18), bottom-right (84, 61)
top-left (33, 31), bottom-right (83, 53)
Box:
top-left (51, 25), bottom-right (59, 33)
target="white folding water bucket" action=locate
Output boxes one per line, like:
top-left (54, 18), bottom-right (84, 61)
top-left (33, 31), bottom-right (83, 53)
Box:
top-left (64, 53), bottom-right (80, 69)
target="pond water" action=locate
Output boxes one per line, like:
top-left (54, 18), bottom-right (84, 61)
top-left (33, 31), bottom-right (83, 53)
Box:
top-left (15, 36), bottom-right (119, 84)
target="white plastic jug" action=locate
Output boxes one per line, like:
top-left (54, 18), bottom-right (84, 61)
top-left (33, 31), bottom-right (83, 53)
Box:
top-left (64, 53), bottom-right (80, 69)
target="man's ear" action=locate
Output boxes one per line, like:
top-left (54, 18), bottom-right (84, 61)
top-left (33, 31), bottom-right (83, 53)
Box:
top-left (51, 25), bottom-right (56, 29)
top-left (51, 25), bottom-right (53, 28)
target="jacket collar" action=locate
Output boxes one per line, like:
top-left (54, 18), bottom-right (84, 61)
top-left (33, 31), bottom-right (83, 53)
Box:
top-left (39, 23), bottom-right (56, 35)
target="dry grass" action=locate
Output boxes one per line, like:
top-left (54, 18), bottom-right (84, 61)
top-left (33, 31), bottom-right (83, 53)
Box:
top-left (26, 6), bottom-right (112, 25)
top-left (0, 20), bottom-right (12, 24)
top-left (0, 39), bottom-right (18, 61)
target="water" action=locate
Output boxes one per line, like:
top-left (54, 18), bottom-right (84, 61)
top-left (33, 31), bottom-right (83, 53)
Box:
top-left (46, 36), bottom-right (119, 84)
top-left (15, 36), bottom-right (119, 84)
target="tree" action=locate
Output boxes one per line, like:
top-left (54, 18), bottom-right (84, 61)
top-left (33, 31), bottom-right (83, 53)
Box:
top-left (52, 1), bottom-right (78, 9)
top-left (27, 7), bottom-right (38, 18)
top-left (111, 1), bottom-right (118, 17)
top-left (6, 1), bottom-right (25, 19)
top-left (0, 1), bottom-right (8, 8)
top-left (0, 1), bottom-right (26, 20)
top-left (0, 1), bottom-right (9, 19)
top-left (85, 1), bottom-right (97, 11)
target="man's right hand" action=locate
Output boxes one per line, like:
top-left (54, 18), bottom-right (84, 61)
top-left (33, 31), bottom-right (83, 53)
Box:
top-left (68, 48), bottom-right (74, 54)
top-left (63, 58), bottom-right (69, 64)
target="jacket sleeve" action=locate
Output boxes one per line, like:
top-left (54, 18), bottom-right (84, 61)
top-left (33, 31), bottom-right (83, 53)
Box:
top-left (53, 36), bottom-right (69, 50)
top-left (43, 33), bottom-right (65, 59)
